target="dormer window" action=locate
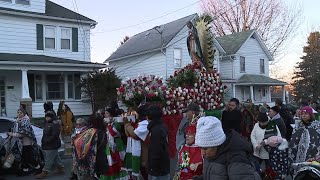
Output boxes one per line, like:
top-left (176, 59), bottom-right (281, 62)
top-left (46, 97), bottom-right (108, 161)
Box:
top-left (16, 0), bottom-right (30, 5)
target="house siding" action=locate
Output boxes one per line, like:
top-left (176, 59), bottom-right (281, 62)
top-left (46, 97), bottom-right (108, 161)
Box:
top-left (110, 52), bottom-right (166, 79)
top-left (0, 14), bottom-right (91, 61)
top-left (234, 37), bottom-right (270, 79)
top-left (166, 26), bottom-right (192, 78)
top-left (0, 0), bottom-right (45, 13)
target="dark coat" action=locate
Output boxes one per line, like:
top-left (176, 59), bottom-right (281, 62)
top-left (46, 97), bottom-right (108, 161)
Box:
top-left (95, 130), bottom-right (108, 176)
top-left (222, 109), bottom-right (242, 133)
top-left (147, 119), bottom-right (170, 176)
top-left (271, 116), bottom-right (286, 138)
top-left (193, 130), bottom-right (261, 180)
top-left (279, 105), bottom-right (294, 141)
top-left (41, 120), bottom-right (61, 150)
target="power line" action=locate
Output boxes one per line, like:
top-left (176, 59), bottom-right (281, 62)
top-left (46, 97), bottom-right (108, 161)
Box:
top-left (94, 0), bottom-right (201, 33)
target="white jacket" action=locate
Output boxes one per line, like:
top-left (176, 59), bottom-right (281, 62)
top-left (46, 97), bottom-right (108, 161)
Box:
top-left (250, 123), bottom-right (281, 159)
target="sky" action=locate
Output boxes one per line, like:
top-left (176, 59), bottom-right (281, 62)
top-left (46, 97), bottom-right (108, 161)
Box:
top-left (53, 0), bottom-right (320, 82)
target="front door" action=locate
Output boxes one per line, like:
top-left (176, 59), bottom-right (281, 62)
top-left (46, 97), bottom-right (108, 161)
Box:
top-left (0, 78), bottom-right (5, 116)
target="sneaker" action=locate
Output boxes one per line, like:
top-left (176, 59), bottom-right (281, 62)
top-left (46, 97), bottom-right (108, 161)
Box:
top-left (53, 166), bottom-right (64, 175)
top-left (35, 170), bottom-right (49, 179)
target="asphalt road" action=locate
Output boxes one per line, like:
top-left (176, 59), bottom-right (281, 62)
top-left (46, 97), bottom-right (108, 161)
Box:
top-left (2, 158), bottom-right (72, 180)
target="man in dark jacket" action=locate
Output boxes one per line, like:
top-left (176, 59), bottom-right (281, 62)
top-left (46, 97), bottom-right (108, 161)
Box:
top-left (147, 105), bottom-right (170, 180)
top-left (193, 116), bottom-right (261, 180)
top-left (221, 98), bottom-right (243, 133)
top-left (275, 99), bottom-right (294, 141)
top-left (36, 113), bottom-right (64, 179)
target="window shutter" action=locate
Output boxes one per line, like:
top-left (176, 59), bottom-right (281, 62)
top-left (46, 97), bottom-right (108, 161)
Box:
top-left (36, 24), bottom-right (44, 50)
top-left (72, 28), bottom-right (78, 52)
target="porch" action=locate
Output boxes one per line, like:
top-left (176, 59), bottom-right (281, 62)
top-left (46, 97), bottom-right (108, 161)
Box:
top-left (0, 53), bottom-right (106, 117)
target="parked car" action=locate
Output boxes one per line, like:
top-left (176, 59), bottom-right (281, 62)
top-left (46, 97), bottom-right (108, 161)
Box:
top-left (0, 116), bottom-right (65, 171)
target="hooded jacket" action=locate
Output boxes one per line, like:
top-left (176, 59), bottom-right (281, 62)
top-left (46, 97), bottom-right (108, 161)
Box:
top-left (193, 130), bottom-right (261, 180)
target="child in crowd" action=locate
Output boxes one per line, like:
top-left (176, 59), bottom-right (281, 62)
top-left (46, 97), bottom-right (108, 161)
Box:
top-left (36, 113), bottom-right (64, 179)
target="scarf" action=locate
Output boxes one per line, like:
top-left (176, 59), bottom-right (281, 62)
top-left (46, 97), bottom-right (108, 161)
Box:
top-left (15, 115), bottom-right (37, 143)
top-left (106, 121), bottom-right (126, 166)
top-left (271, 113), bottom-right (281, 121)
top-left (124, 120), bottom-right (149, 177)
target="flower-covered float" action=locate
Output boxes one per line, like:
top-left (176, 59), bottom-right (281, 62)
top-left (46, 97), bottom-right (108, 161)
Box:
top-left (117, 15), bottom-right (227, 160)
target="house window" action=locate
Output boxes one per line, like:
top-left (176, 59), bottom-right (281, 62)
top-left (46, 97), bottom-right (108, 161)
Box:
top-left (44, 26), bottom-right (56, 49)
top-left (260, 59), bottom-right (265, 74)
top-left (67, 74), bottom-right (81, 99)
top-left (35, 75), bottom-right (43, 100)
top-left (47, 74), bottom-right (64, 100)
top-left (16, 0), bottom-right (29, 5)
top-left (174, 49), bottom-right (182, 68)
top-left (240, 56), bottom-right (245, 72)
top-left (61, 28), bottom-right (71, 50)
top-left (261, 87), bottom-right (266, 97)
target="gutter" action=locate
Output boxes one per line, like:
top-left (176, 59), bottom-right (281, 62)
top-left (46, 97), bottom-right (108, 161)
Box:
top-left (0, 61), bottom-right (106, 68)
top-left (0, 9), bottom-right (97, 25)
top-left (106, 48), bottom-right (162, 63)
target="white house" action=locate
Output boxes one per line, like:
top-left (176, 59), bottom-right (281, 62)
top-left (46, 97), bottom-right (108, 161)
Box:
top-left (216, 30), bottom-right (286, 104)
top-left (0, 0), bottom-right (105, 118)
top-left (106, 14), bottom-right (224, 80)
top-left (106, 14), bottom-right (286, 105)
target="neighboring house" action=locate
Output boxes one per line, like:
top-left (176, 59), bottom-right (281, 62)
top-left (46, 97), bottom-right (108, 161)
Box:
top-left (0, 0), bottom-right (105, 118)
top-left (106, 14), bottom-right (285, 105)
top-left (105, 14), bottom-right (224, 80)
top-left (216, 30), bottom-right (286, 104)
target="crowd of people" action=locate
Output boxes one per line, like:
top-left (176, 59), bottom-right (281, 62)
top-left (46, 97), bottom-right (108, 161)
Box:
top-left (1, 98), bottom-right (320, 180)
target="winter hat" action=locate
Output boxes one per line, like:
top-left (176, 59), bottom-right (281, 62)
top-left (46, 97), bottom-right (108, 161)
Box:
top-left (301, 106), bottom-right (314, 116)
top-left (263, 136), bottom-right (283, 147)
top-left (195, 116), bottom-right (226, 147)
top-left (185, 124), bottom-right (197, 135)
top-left (259, 106), bottom-right (268, 114)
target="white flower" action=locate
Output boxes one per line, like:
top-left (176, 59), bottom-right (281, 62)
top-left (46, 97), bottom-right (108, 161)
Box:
top-left (166, 101), bottom-right (171, 105)
top-left (177, 93), bottom-right (181, 97)
top-left (213, 106), bottom-right (216, 109)
top-left (145, 87), bottom-right (149, 91)
top-left (194, 83), bottom-right (198, 87)
top-left (142, 81), bottom-right (146, 85)
top-left (197, 97), bottom-right (200, 101)
top-left (168, 111), bottom-right (171, 115)
top-left (189, 99), bottom-right (193, 103)
top-left (187, 95), bottom-right (190, 99)
top-left (180, 97), bottom-right (185, 101)
top-left (201, 99), bottom-right (204, 102)
top-left (195, 89), bottom-right (198, 93)
top-left (155, 92), bottom-right (159, 96)
top-left (180, 104), bottom-right (184, 108)
top-left (220, 103), bottom-right (224, 107)
top-left (166, 91), bottom-right (170, 95)
top-left (176, 102), bottom-right (180, 106)
top-left (138, 91), bottom-right (142, 95)
top-left (163, 111), bottom-right (167, 115)
top-left (173, 110), bottom-right (177, 114)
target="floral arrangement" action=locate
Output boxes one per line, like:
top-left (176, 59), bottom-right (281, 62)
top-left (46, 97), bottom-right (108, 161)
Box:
top-left (163, 63), bottom-right (226, 115)
top-left (117, 62), bottom-right (226, 114)
top-left (117, 75), bottom-right (167, 109)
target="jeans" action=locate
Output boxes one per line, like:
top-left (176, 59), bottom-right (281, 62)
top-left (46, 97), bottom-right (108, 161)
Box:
top-left (43, 149), bottom-right (63, 172)
top-left (149, 174), bottom-right (170, 180)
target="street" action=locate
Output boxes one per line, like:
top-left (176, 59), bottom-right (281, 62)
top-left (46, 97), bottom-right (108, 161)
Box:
top-left (2, 158), bottom-right (72, 180)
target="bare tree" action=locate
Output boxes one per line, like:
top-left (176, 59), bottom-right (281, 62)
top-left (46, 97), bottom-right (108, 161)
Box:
top-left (200, 0), bottom-right (302, 60)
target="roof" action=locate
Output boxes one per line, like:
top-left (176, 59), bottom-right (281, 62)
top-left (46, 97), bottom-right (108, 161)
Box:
top-left (0, 0), bottom-right (96, 24)
top-left (216, 30), bottom-right (254, 55)
top-left (45, 1), bottom-right (95, 22)
top-left (237, 74), bottom-right (287, 85)
top-left (106, 14), bottom-right (197, 62)
top-left (0, 53), bottom-right (104, 66)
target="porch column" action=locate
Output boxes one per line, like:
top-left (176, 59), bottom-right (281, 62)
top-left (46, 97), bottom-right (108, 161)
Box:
top-left (250, 85), bottom-right (254, 103)
top-left (21, 69), bottom-right (32, 117)
top-left (232, 84), bottom-right (236, 98)
top-left (268, 86), bottom-right (272, 102)
top-left (21, 69), bottom-right (30, 99)
top-left (282, 85), bottom-right (286, 104)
